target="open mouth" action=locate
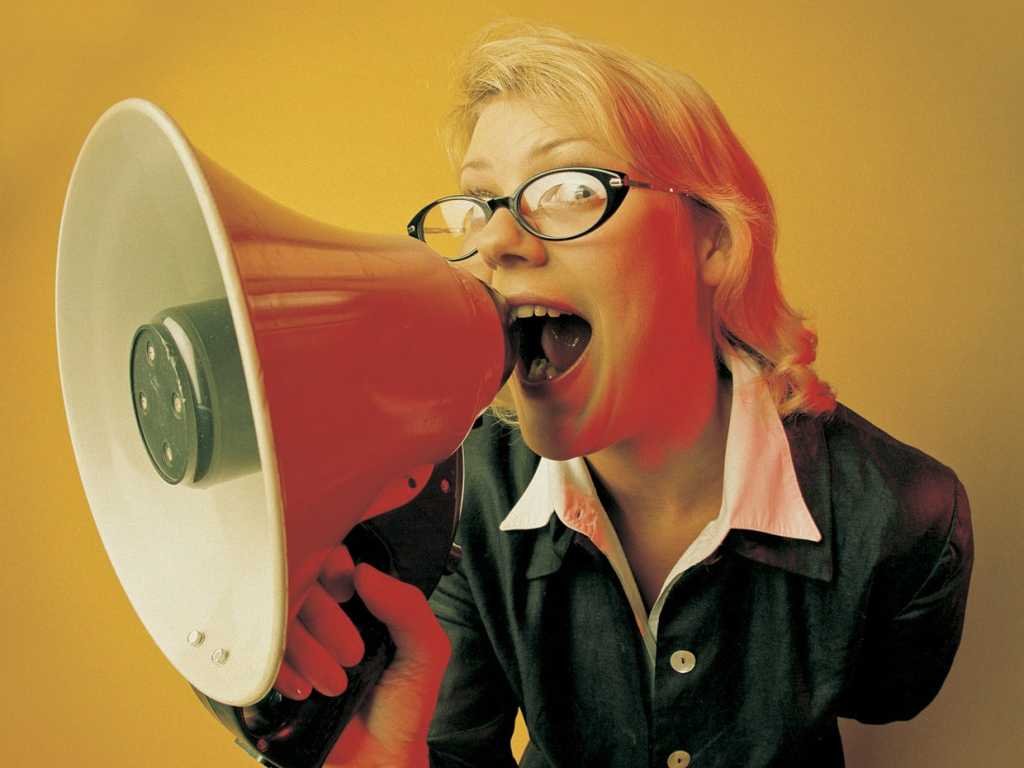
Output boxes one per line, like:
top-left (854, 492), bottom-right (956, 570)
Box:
top-left (510, 306), bottom-right (593, 384)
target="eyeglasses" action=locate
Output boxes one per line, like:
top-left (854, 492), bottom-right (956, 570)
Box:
top-left (406, 166), bottom-right (710, 262)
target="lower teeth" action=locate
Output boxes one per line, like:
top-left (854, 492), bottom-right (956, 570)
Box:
top-left (527, 357), bottom-right (556, 382)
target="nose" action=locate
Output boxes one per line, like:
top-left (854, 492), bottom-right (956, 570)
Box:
top-left (475, 207), bottom-right (548, 272)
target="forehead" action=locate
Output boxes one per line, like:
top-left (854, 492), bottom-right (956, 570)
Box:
top-left (460, 97), bottom-right (621, 184)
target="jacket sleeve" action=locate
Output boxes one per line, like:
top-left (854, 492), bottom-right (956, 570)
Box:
top-left (842, 474), bottom-right (974, 723)
top-left (427, 561), bottom-right (520, 767)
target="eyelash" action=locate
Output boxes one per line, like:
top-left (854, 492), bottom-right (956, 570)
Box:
top-left (461, 161), bottom-right (594, 199)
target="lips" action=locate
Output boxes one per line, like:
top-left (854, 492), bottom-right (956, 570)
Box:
top-left (507, 302), bottom-right (592, 384)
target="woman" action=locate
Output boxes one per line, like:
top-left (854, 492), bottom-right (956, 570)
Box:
top-left (280, 23), bottom-right (973, 768)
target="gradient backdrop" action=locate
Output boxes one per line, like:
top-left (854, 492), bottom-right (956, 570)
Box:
top-left (3, 1), bottom-right (1021, 765)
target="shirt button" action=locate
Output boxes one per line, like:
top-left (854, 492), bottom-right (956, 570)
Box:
top-left (667, 750), bottom-right (691, 767)
top-left (670, 649), bottom-right (696, 674)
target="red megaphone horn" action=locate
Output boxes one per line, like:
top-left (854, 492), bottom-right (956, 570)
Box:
top-left (56, 99), bottom-right (514, 766)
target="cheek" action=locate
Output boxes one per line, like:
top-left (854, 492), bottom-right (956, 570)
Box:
top-left (606, 238), bottom-right (698, 335)
top-left (600, 200), bottom-right (694, 288)
top-left (593, 246), bottom-right (703, 401)
top-left (455, 258), bottom-right (493, 286)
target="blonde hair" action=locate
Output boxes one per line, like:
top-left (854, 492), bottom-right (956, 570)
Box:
top-left (445, 21), bottom-right (835, 417)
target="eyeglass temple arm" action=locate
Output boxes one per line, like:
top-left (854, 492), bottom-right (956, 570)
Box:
top-left (618, 177), bottom-right (715, 212)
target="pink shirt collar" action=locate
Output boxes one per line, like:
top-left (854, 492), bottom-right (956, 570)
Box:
top-left (499, 352), bottom-right (821, 545)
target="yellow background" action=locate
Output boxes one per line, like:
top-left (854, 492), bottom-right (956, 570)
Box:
top-left (3, 1), bottom-right (1021, 765)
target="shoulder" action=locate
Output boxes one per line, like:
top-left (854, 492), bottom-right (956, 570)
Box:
top-left (810, 404), bottom-right (972, 608)
top-left (462, 416), bottom-right (539, 500)
top-left (818, 403), bottom-right (967, 533)
top-left (460, 416), bottom-right (539, 526)
top-left (454, 415), bottom-right (542, 556)
top-left (819, 405), bottom-right (962, 514)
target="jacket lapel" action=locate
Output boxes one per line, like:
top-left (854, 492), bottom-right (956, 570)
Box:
top-left (524, 515), bottom-right (576, 579)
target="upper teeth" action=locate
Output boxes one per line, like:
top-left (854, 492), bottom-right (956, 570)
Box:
top-left (511, 304), bottom-right (563, 320)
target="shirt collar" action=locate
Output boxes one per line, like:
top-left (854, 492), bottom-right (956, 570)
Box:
top-left (498, 353), bottom-right (833, 580)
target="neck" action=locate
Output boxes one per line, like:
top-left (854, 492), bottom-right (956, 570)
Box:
top-left (585, 359), bottom-right (732, 529)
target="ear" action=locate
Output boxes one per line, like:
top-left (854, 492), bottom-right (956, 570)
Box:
top-left (698, 220), bottom-right (731, 288)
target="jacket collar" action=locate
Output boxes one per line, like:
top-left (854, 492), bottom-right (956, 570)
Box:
top-left (500, 357), bottom-right (835, 583)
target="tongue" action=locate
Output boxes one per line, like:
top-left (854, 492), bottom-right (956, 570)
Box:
top-left (540, 315), bottom-right (592, 372)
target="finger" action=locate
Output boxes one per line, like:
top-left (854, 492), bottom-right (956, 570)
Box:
top-left (299, 582), bottom-right (366, 667)
top-left (319, 546), bottom-right (356, 603)
top-left (274, 658), bottom-right (312, 701)
top-left (284, 618), bottom-right (349, 697)
top-left (353, 563), bottom-right (451, 672)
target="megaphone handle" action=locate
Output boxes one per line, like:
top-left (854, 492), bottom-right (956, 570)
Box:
top-left (208, 527), bottom-right (398, 768)
top-left (287, 592), bottom-right (397, 765)
top-left (199, 447), bottom-right (462, 767)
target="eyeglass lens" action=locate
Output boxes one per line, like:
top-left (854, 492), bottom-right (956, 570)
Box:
top-left (420, 170), bottom-right (610, 260)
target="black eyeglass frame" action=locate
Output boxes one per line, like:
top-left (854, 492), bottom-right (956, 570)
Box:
top-left (406, 166), bottom-right (711, 262)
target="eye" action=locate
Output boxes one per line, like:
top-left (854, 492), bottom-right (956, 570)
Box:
top-left (537, 182), bottom-right (600, 207)
top-left (540, 182), bottom-right (602, 208)
top-left (424, 200), bottom-right (482, 233)
top-left (520, 171), bottom-right (608, 218)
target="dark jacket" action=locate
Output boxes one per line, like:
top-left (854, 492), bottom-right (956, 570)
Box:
top-left (427, 405), bottom-right (973, 767)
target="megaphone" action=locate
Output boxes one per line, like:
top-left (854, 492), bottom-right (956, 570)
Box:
top-left (56, 99), bottom-right (514, 767)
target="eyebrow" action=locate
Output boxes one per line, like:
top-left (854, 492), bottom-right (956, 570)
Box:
top-left (459, 137), bottom-right (593, 177)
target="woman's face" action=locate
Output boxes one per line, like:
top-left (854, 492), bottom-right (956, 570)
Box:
top-left (459, 97), bottom-right (721, 461)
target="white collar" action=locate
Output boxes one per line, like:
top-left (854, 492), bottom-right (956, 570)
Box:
top-left (498, 353), bottom-right (821, 544)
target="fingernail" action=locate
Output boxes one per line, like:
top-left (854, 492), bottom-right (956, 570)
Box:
top-left (329, 667), bottom-right (350, 696)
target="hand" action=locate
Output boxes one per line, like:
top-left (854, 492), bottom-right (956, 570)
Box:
top-left (274, 546), bottom-right (451, 767)
top-left (275, 545), bottom-right (365, 699)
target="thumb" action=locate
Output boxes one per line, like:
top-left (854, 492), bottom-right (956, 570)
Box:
top-left (353, 563), bottom-right (450, 673)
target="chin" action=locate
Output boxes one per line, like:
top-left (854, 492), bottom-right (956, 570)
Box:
top-left (509, 362), bottom-right (609, 461)
top-left (516, 402), bottom-right (617, 461)
top-left (516, 413), bottom-right (583, 461)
